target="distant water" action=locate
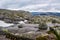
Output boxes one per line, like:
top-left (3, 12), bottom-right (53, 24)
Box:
top-left (0, 20), bottom-right (14, 27)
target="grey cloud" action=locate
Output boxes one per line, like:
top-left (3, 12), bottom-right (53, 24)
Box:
top-left (0, 0), bottom-right (60, 12)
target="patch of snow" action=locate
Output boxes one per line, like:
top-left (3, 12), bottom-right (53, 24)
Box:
top-left (24, 20), bottom-right (28, 23)
top-left (19, 21), bottom-right (25, 24)
top-left (0, 20), bottom-right (14, 27)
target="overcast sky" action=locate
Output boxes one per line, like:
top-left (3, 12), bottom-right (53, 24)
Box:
top-left (0, 0), bottom-right (60, 12)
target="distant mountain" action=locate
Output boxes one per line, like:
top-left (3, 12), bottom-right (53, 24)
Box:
top-left (0, 9), bottom-right (60, 17)
top-left (31, 12), bottom-right (60, 16)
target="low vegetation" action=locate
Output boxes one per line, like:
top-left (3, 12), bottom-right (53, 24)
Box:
top-left (0, 9), bottom-right (60, 40)
top-left (38, 22), bottom-right (48, 30)
top-left (48, 27), bottom-right (60, 40)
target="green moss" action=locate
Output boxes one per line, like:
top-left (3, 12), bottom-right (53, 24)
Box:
top-left (36, 36), bottom-right (47, 40)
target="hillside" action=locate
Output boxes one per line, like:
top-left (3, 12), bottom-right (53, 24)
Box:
top-left (0, 9), bottom-right (32, 18)
top-left (0, 9), bottom-right (32, 24)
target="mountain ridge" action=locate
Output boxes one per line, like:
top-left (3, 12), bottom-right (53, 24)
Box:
top-left (31, 12), bottom-right (60, 16)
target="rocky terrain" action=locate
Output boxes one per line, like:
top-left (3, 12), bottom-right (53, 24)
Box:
top-left (0, 9), bottom-right (32, 24)
top-left (1, 15), bottom-right (60, 40)
top-left (0, 35), bottom-right (10, 40)
top-left (0, 9), bottom-right (60, 40)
